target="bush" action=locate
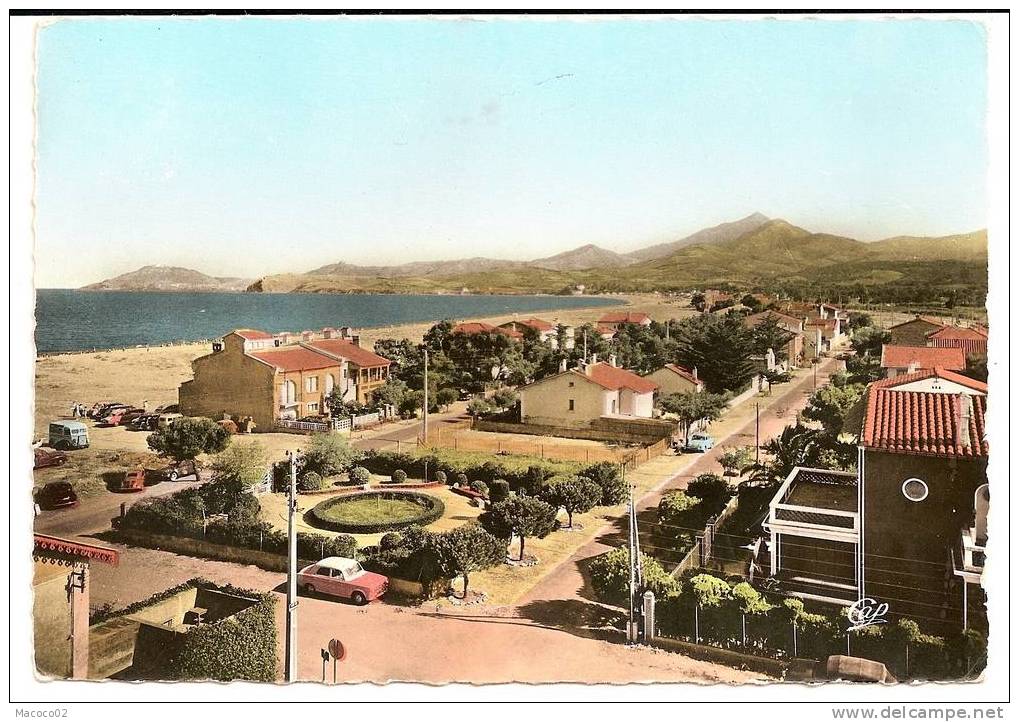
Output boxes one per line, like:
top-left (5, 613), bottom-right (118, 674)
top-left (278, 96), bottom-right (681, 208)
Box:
top-left (469, 480), bottom-right (489, 497)
top-left (489, 479), bottom-right (511, 504)
top-left (686, 474), bottom-right (732, 508)
top-left (435, 470), bottom-right (448, 485)
top-left (309, 491), bottom-right (446, 534)
top-left (579, 462), bottom-right (628, 506)
top-left (657, 491), bottom-right (703, 532)
top-left (298, 471), bottom-right (324, 492)
top-left (455, 473), bottom-right (468, 487)
top-left (467, 399), bottom-right (495, 417)
top-left (588, 548), bottom-right (680, 607)
top-left (302, 433), bottom-right (361, 477)
top-left (491, 387), bottom-right (518, 409)
top-left (347, 466), bottom-right (371, 486)
top-left (379, 532), bottom-right (403, 550)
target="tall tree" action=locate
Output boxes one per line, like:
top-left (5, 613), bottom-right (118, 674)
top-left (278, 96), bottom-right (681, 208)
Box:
top-left (432, 524), bottom-right (506, 599)
top-left (748, 316), bottom-right (792, 362)
top-left (540, 476), bottom-right (603, 528)
top-left (673, 314), bottom-right (757, 393)
top-left (147, 417), bottom-right (230, 463)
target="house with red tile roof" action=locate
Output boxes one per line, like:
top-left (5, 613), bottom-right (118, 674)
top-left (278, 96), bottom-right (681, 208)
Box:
top-left (453, 321), bottom-right (524, 341)
top-left (887, 315), bottom-right (946, 346)
top-left (880, 344), bottom-right (966, 378)
top-left (926, 324), bottom-right (988, 357)
top-left (644, 363), bottom-right (704, 396)
top-left (596, 311), bottom-right (652, 337)
top-left (518, 357), bottom-right (658, 428)
top-left (497, 318), bottom-right (575, 349)
top-left (744, 311), bottom-right (805, 365)
top-left (179, 327), bottom-right (392, 428)
top-left (762, 366), bottom-right (988, 631)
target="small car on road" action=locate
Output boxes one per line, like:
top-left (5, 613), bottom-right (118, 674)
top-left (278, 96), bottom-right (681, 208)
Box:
top-left (298, 557), bottom-right (389, 605)
top-left (110, 470), bottom-right (147, 493)
top-left (34, 447), bottom-right (68, 470)
top-left (683, 432), bottom-right (715, 453)
top-left (36, 481), bottom-right (79, 510)
top-left (145, 459), bottom-right (201, 482)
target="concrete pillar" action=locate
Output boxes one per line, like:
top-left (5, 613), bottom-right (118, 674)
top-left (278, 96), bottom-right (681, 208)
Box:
top-left (642, 591), bottom-right (656, 641)
top-left (68, 562), bottom-right (89, 679)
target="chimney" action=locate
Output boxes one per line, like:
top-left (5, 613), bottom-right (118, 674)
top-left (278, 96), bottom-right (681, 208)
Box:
top-left (957, 394), bottom-right (973, 449)
top-left (590, 353), bottom-right (598, 366)
top-left (350, 335), bottom-right (361, 348)
top-left (609, 354), bottom-right (618, 368)
top-left (559, 358), bottom-right (568, 373)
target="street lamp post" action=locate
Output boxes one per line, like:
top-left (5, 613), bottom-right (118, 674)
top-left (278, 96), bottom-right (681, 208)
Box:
top-left (285, 450), bottom-right (299, 682)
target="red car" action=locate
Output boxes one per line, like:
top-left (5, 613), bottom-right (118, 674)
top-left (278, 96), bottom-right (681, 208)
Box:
top-left (33, 447), bottom-right (68, 470)
top-left (103, 408), bottom-right (144, 427)
top-left (298, 557), bottom-right (388, 605)
top-left (110, 470), bottom-right (147, 493)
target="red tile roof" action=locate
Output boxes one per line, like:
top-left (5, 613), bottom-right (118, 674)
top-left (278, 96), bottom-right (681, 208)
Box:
top-left (306, 339), bottom-right (392, 368)
top-left (521, 318), bottom-right (555, 331)
top-left (870, 367), bottom-right (988, 394)
top-left (862, 387), bottom-right (987, 458)
top-left (743, 310), bottom-right (803, 329)
top-left (926, 325), bottom-right (988, 342)
top-left (661, 363), bottom-right (701, 386)
top-left (454, 322), bottom-right (523, 339)
top-left (232, 329), bottom-right (273, 340)
top-left (806, 318), bottom-right (839, 331)
top-left (248, 347), bottom-right (339, 372)
top-left (598, 311), bottom-right (651, 325)
top-left (584, 362), bottom-right (658, 394)
top-left (880, 344), bottom-right (966, 371)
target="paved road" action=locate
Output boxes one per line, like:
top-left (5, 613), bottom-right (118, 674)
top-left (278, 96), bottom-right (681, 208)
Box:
top-left (518, 357), bottom-right (840, 608)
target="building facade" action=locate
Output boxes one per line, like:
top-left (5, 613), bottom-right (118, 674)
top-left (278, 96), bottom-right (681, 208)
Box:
top-left (644, 363), bottom-right (704, 396)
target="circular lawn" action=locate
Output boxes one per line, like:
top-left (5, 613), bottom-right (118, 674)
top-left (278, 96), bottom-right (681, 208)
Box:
top-left (309, 490), bottom-right (445, 534)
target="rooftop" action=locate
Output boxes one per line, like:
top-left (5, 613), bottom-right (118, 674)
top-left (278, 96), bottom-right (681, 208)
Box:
top-left (248, 346), bottom-right (339, 372)
top-left (862, 386), bottom-right (987, 458)
top-left (880, 344), bottom-right (966, 371)
top-left (926, 325), bottom-right (989, 341)
top-left (583, 362), bottom-right (658, 394)
top-left (306, 338), bottom-right (391, 367)
top-left (231, 328), bottom-right (274, 340)
top-left (870, 367), bottom-right (988, 394)
top-left (657, 363), bottom-right (700, 385)
top-left (784, 469), bottom-right (858, 512)
top-left (888, 315), bottom-right (946, 330)
top-left (598, 311), bottom-right (651, 324)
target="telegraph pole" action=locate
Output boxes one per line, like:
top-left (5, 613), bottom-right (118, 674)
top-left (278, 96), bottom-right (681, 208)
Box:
top-left (422, 346), bottom-right (429, 442)
top-left (285, 450), bottom-right (299, 682)
top-left (755, 402), bottom-right (761, 464)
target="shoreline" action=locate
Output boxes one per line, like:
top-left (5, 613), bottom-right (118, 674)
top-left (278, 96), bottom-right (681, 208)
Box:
top-left (35, 292), bottom-right (631, 357)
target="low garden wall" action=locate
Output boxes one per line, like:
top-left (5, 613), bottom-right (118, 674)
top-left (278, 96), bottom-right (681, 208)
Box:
top-left (474, 418), bottom-right (669, 445)
top-left (648, 634), bottom-right (788, 678)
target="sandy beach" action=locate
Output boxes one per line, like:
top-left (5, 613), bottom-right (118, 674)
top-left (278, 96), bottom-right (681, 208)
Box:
top-left (32, 293), bottom-right (691, 438)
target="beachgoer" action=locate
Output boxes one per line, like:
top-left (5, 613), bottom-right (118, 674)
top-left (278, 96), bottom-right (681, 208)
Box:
top-left (71, 401), bottom-right (78, 418)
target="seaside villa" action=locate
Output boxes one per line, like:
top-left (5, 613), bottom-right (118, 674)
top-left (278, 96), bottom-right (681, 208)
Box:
top-left (178, 328), bottom-right (391, 429)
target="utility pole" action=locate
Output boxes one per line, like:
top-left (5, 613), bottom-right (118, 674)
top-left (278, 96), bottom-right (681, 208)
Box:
top-left (755, 401), bottom-right (761, 464)
top-left (583, 330), bottom-right (588, 362)
top-left (422, 346), bottom-right (429, 442)
top-left (285, 450), bottom-right (299, 682)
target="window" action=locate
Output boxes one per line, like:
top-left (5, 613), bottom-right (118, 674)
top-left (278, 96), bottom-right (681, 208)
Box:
top-left (901, 478), bottom-right (929, 502)
top-left (568, 381), bottom-right (575, 388)
top-left (308, 403), bottom-right (319, 413)
top-left (306, 376), bottom-right (319, 393)
top-left (568, 399), bottom-right (575, 411)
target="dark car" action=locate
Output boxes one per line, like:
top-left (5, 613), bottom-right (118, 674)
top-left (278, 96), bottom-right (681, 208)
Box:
top-left (36, 482), bottom-right (79, 510)
top-left (127, 413), bottom-right (159, 431)
top-left (33, 447), bottom-right (68, 470)
top-left (145, 459), bottom-right (200, 482)
top-left (155, 404), bottom-right (180, 414)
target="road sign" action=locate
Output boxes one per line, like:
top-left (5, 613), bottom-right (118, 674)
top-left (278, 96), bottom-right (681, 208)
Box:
top-left (328, 638), bottom-right (346, 661)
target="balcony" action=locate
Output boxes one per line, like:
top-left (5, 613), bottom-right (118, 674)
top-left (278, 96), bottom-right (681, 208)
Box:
top-left (768, 467), bottom-right (859, 542)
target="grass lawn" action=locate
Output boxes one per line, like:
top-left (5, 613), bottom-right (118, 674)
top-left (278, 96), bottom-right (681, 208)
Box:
top-left (313, 494), bottom-right (434, 526)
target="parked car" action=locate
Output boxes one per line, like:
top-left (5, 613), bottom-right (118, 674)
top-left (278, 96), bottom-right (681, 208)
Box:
top-left (33, 447), bottom-right (68, 470)
top-left (297, 557), bottom-right (389, 605)
top-left (155, 404), bottom-right (180, 414)
top-left (683, 432), bottom-right (715, 453)
top-left (110, 470), bottom-right (147, 493)
top-left (48, 420), bottom-right (89, 450)
top-left (127, 413), bottom-right (159, 431)
top-left (36, 481), bottom-right (79, 510)
top-left (102, 407), bottom-right (145, 427)
top-left (145, 459), bottom-right (201, 482)
top-left (156, 412), bottom-right (183, 429)
top-left (90, 402), bottom-right (128, 420)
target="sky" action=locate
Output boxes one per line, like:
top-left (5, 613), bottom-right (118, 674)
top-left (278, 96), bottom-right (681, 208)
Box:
top-left (33, 16), bottom-right (988, 288)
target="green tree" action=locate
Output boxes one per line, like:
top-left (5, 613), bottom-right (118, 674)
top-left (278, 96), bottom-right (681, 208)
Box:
top-left (372, 377), bottom-right (411, 409)
top-left (755, 424), bottom-right (823, 484)
top-left (210, 441), bottom-right (269, 487)
top-left (718, 446), bottom-right (754, 477)
top-left (302, 433), bottom-right (360, 477)
top-left (540, 476), bottom-right (602, 528)
top-left (147, 417), bottom-right (230, 463)
top-left (658, 391), bottom-right (728, 444)
top-left (479, 496), bottom-right (559, 560)
top-left (579, 462), bottom-right (628, 506)
top-left (657, 491), bottom-right (702, 530)
top-left (432, 523), bottom-right (506, 599)
top-left (748, 316), bottom-right (792, 361)
top-left (435, 387), bottom-right (458, 411)
top-left (422, 320), bottom-right (456, 353)
top-left (850, 326), bottom-right (891, 358)
top-left (673, 314), bottom-right (757, 393)
top-left (803, 383), bottom-right (866, 438)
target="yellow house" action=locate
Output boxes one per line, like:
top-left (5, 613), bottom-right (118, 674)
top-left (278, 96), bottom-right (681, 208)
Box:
top-left (518, 360), bottom-right (658, 429)
top-left (644, 363), bottom-right (704, 396)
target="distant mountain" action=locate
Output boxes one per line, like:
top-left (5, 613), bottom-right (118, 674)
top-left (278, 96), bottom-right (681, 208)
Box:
top-left (530, 244), bottom-right (633, 271)
top-left (82, 265), bottom-right (251, 292)
top-left (624, 212), bottom-right (771, 263)
top-left (867, 230), bottom-right (987, 263)
top-left (308, 257), bottom-right (524, 278)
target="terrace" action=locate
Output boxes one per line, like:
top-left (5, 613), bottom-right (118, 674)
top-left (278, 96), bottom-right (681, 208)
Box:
top-left (769, 467), bottom-right (859, 537)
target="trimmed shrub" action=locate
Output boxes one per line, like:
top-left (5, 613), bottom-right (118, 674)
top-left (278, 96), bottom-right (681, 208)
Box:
top-left (298, 471), bottom-right (324, 492)
top-left (391, 469), bottom-right (408, 484)
top-left (489, 479), bottom-right (511, 504)
top-left (347, 466), bottom-right (371, 486)
top-left (580, 461), bottom-right (628, 506)
top-left (379, 532), bottom-right (403, 550)
top-left (435, 470), bottom-right (448, 485)
top-left (455, 473), bottom-right (468, 487)
top-left (687, 473), bottom-right (732, 507)
top-left (309, 491), bottom-right (446, 534)
top-left (469, 480), bottom-right (489, 497)
top-left (588, 548), bottom-right (680, 607)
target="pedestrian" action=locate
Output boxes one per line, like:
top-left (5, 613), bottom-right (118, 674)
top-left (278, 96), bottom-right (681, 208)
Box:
top-left (70, 401), bottom-right (78, 418)
top-left (142, 399), bottom-right (148, 412)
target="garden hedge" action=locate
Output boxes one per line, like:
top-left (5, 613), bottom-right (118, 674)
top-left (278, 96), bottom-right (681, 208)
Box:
top-left (309, 490), bottom-right (445, 534)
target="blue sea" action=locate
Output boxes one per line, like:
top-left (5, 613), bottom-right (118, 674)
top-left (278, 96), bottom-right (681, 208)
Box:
top-left (35, 290), bottom-right (623, 354)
